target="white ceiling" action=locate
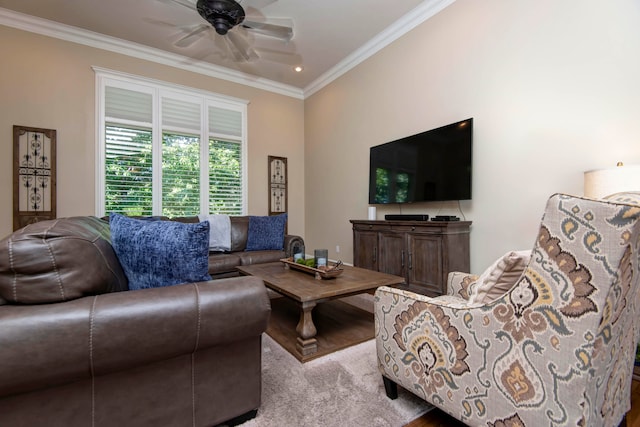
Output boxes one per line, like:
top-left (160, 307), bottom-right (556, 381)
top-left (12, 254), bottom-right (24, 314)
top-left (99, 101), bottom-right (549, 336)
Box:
top-left (0, 0), bottom-right (454, 97)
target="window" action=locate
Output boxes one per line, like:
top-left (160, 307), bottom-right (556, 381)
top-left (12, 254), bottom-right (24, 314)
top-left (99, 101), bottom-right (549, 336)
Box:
top-left (95, 68), bottom-right (248, 217)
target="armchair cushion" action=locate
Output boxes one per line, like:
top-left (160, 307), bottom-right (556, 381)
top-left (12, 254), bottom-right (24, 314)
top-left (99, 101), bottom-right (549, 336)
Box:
top-left (110, 214), bottom-right (211, 290)
top-left (467, 250), bottom-right (530, 304)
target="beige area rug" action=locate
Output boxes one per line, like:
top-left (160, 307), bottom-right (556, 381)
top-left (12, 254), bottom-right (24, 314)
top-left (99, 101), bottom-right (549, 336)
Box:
top-left (236, 334), bottom-right (433, 427)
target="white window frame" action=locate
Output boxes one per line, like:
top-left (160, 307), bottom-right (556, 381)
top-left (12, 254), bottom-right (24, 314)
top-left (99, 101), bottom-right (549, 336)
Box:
top-left (94, 67), bottom-right (248, 217)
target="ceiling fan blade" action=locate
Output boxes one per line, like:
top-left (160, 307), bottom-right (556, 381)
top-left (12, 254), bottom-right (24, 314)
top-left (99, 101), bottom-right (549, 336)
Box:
top-left (222, 37), bottom-right (250, 63)
top-left (142, 17), bottom-right (179, 29)
top-left (175, 24), bottom-right (210, 47)
top-left (243, 19), bottom-right (293, 42)
top-left (237, 0), bottom-right (277, 10)
top-left (255, 48), bottom-right (302, 66)
top-left (226, 31), bottom-right (259, 62)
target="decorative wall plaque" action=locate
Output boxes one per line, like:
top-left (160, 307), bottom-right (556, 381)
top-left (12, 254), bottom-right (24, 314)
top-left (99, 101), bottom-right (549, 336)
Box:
top-left (268, 156), bottom-right (287, 215)
top-left (13, 125), bottom-right (57, 230)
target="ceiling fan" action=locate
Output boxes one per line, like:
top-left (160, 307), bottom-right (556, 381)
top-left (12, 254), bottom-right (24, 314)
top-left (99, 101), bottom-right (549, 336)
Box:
top-left (157, 0), bottom-right (294, 62)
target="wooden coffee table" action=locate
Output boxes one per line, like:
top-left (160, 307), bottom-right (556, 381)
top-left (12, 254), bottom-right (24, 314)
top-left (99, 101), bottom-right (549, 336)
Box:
top-left (237, 262), bottom-right (404, 362)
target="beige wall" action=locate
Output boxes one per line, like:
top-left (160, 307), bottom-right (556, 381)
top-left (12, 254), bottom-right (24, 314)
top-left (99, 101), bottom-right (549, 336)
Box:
top-left (304, 0), bottom-right (640, 273)
top-left (0, 26), bottom-right (305, 239)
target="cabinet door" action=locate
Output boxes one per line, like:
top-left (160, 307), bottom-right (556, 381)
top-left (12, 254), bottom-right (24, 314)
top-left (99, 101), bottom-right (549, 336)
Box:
top-left (407, 234), bottom-right (443, 296)
top-left (379, 232), bottom-right (405, 277)
top-left (354, 230), bottom-right (379, 271)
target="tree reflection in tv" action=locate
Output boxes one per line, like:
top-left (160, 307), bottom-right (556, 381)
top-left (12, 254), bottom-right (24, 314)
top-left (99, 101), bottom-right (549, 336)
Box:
top-left (369, 118), bottom-right (472, 204)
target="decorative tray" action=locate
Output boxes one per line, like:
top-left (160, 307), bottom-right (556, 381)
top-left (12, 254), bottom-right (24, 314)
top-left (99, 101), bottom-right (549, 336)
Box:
top-left (280, 258), bottom-right (344, 280)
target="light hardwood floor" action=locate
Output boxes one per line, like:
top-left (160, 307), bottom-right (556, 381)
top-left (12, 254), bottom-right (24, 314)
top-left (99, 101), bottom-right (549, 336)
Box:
top-left (404, 379), bottom-right (640, 427)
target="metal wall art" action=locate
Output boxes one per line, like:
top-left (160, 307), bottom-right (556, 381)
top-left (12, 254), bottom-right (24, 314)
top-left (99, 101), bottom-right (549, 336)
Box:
top-left (268, 156), bottom-right (287, 215)
top-left (13, 125), bottom-right (57, 230)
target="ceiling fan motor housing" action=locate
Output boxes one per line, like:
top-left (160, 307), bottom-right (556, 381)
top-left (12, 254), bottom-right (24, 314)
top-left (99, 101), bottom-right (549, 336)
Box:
top-left (197, 0), bottom-right (246, 35)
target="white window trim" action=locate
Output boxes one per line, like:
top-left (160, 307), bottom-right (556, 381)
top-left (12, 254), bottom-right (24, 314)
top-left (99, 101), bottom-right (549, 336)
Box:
top-left (93, 66), bottom-right (249, 217)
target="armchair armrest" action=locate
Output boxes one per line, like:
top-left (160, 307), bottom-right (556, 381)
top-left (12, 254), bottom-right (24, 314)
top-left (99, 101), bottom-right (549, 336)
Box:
top-left (0, 276), bottom-right (270, 398)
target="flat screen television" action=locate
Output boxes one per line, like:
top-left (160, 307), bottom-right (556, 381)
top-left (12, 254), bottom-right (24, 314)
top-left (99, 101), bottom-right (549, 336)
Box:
top-left (369, 118), bottom-right (472, 204)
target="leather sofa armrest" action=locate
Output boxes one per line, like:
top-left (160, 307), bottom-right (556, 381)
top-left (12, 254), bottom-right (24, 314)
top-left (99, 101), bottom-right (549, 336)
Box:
top-left (284, 234), bottom-right (305, 258)
top-left (0, 276), bottom-right (270, 398)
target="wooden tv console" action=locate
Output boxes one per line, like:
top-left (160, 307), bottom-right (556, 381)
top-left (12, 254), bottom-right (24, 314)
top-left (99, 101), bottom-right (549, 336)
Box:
top-left (350, 219), bottom-right (471, 296)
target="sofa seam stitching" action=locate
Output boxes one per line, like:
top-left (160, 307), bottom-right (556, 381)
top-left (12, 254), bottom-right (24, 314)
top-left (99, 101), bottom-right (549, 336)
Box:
top-left (89, 295), bottom-right (98, 427)
top-left (192, 283), bottom-right (202, 427)
top-left (8, 237), bottom-right (17, 302)
top-left (42, 220), bottom-right (66, 301)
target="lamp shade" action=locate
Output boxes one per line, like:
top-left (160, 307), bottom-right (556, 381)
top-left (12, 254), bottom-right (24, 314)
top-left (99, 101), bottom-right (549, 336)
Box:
top-left (584, 164), bottom-right (640, 199)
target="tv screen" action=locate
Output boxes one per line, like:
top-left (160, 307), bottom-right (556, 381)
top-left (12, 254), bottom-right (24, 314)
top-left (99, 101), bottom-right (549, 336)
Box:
top-left (369, 118), bottom-right (472, 204)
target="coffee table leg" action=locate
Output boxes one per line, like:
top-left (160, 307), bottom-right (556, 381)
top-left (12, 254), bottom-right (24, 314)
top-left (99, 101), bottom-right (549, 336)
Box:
top-left (295, 301), bottom-right (318, 357)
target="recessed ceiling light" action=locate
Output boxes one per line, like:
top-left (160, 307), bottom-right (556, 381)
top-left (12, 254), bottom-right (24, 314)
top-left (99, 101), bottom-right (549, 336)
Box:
top-left (294, 66), bottom-right (304, 73)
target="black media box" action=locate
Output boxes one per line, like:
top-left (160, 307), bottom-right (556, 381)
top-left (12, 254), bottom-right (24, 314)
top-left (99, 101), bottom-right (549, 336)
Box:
top-left (384, 214), bottom-right (429, 221)
top-left (431, 215), bottom-right (460, 221)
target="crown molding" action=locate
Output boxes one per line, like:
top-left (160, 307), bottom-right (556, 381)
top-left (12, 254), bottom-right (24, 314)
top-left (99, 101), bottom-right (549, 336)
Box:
top-left (303, 0), bottom-right (456, 98)
top-left (0, 1), bottom-right (454, 100)
top-left (0, 7), bottom-right (305, 99)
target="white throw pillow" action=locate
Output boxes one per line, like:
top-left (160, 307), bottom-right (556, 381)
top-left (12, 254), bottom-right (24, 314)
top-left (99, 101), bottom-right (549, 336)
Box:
top-left (467, 250), bottom-right (531, 304)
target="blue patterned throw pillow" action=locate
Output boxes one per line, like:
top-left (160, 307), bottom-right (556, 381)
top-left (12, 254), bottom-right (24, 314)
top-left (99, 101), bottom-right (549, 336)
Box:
top-left (110, 214), bottom-right (212, 290)
top-left (245, 213), bottom-right (287, 251)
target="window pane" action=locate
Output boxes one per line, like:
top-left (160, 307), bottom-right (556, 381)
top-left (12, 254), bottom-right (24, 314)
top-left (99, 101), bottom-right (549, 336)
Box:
top-left (209, 139), bottom-right (242, 215)
top-left (98, 72), bottom-right (247, 218)
top-left (162, 133), bottom-right (201, 217)
top-left (105, 125), bottom-right (153, 216)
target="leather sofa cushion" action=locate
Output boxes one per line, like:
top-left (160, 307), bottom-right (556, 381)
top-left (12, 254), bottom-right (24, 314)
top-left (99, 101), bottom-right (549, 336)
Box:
top-left (236, 250), bottom-right (286, 266)
top-left (208, 252), bottom-right (242, 273)
top-left (230, 216), bottom-right (250, 252)
top-left (0, 217), bottom-right (128, 304)
top-left (0, 276), bottom-right (269, 398)
top-left (168, 216), bottom-right (280, 254)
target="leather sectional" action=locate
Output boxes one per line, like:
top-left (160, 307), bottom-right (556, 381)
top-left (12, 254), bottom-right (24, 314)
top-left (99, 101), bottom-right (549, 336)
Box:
top-left (0, 216), bottom-right (280, 426)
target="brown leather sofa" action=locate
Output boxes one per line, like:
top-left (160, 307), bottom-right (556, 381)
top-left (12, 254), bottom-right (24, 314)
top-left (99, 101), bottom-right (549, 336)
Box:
top-left (0, 217), bottom-right (271, 427)
top-left (141, 215), bottom-right (305, 279)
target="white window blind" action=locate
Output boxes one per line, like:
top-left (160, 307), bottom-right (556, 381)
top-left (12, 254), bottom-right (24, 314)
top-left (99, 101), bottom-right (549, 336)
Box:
top-left (163, 97), bottom-right (201, 132)
top-left (162, 133), bottom-right (201, 216)
top-left (96, 69), bottom-right (248, 217)
top-left (209, 106), bottom-right (242, 137)
top-left (105, 126), bottom-right (153, 216)
top-left (105, 86), bottom-right (152, 123)
top-left (209, 139), bottom-right (242, 215)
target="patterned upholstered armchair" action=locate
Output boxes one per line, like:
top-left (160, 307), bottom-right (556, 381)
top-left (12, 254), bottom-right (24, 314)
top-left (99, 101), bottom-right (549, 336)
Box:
top-left (375, 193), bottom-right (640, 426)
